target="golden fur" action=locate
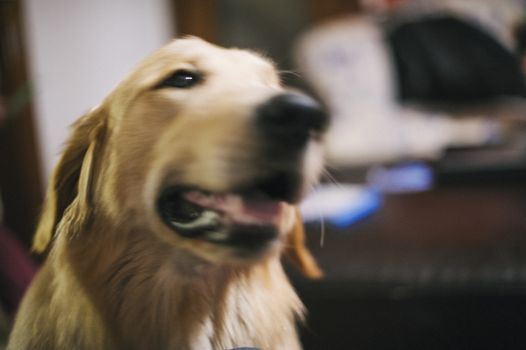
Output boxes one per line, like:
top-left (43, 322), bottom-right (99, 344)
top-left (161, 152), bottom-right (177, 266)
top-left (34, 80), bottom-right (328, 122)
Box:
top-left (8, 37), bottom-right (323, 350)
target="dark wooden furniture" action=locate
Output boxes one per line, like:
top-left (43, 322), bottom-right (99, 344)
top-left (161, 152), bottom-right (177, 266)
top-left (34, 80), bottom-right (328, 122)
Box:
top-left (0, 0), bottom-right (44, 246)
top-left (290, 184), bottom-right (526, 349)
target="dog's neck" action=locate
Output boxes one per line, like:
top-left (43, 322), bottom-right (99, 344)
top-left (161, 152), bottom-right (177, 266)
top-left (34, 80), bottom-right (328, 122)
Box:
top-left (56, 223), bottom-right (303, 349)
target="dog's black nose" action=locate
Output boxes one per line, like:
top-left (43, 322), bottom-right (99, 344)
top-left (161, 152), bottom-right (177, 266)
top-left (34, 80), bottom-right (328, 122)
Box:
top-left (256, 93), bottom-right (328, 147)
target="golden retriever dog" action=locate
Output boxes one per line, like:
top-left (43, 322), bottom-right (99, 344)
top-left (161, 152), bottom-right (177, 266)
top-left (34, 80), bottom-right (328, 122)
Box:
top-left (8, 37), bottom-right (327, 350)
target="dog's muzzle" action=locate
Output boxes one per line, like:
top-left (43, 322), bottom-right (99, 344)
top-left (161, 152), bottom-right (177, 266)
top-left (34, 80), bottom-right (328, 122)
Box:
top-left (157, 93), bottom-right (328, 255)
top-left (250, 92), bottom-right (329, 202)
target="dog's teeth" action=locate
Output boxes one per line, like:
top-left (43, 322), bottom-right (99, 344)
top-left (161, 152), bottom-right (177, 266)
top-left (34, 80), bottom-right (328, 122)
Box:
top-left (205, 230), bottom-right (230, 242)
top-left (171, 210), bottom-right (219, 230)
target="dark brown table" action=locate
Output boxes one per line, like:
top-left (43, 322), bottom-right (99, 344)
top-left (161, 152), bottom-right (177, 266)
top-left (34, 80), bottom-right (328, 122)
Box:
top-left (289, 184), bottom-right (526, 349)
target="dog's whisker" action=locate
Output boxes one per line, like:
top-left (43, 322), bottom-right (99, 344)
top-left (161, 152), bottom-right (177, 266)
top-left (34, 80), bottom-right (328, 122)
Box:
top-left (319, 213), bottom-right (325, 249)
top-left (322, 168), bottom-right (343, 189)
top-left (310, 185), bottom-right (325, 248)
top-left (278, 69), bottom-right (301, 78)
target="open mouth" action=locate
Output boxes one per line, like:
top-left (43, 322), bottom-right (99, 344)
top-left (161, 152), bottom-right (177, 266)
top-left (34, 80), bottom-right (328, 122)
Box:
top-left (156, 184), bottom-right (291, 252)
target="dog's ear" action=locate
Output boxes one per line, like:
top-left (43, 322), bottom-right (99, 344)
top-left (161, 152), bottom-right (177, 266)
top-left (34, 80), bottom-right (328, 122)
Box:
top-left (284, 209), bottom-right (323, 279)
top-left (32, 108), bottom-right (107, 253)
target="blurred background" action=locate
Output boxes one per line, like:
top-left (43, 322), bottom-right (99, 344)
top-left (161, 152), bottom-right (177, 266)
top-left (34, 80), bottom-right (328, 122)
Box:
top-left (2, 0), bottom-right (526, 348)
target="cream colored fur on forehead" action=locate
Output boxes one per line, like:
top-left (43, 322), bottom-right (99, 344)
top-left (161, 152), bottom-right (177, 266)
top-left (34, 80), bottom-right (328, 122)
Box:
top-left (107, 37), bottom-right (280, 119)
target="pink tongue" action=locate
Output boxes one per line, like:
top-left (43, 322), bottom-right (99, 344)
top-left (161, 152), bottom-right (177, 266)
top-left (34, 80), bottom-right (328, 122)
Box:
top-left (184, 191), bottom-right (284, 224)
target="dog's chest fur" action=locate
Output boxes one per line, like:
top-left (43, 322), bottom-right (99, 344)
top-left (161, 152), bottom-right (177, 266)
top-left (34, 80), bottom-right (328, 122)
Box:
top-left (186, 262), bottom-right (304, 349)
top-left (11, 236), bottom-right (304, 350)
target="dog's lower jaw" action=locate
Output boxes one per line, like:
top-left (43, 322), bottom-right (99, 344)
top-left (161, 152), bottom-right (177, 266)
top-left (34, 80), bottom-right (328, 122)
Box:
top-left (10, 224), bottom-right (304, 350)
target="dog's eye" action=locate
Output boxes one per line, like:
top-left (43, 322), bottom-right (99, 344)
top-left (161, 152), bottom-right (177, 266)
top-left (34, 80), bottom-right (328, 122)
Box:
top-left (156, 70), bottom-right (202, 89)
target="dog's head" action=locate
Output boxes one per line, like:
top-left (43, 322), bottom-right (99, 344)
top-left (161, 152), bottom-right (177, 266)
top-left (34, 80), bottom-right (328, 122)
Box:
top-left (34, 37), bottom-right (327, 277)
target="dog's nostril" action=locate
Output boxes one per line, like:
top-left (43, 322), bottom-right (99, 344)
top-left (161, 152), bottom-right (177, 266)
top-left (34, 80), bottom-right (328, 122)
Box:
top-left (256, 93), bottom-right (328, 146)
